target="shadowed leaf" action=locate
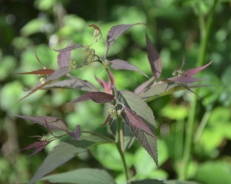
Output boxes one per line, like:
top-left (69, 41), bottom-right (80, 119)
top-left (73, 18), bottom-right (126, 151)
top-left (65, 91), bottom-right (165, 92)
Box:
top-left (118, 90), bottom-right (158, 166)
top-left (110, 59), bottom-right (148, 77)
top-left (146, 33), bottom-right (162, 81)
top-left (40, 168), bottom-right (116, 184)
top-left (70, 92), bottom-right (114, 104)
top-left (15, 69), bottom-right (54, 75)
top-left (16, 115), bottom-right (68, 132)
top-left (28, 136), bottom-right (109, 184)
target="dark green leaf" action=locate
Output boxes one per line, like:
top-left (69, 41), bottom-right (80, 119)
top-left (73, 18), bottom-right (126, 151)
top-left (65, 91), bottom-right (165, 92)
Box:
top-left (40, 168), bottom-right (116, 184)
top-left (28, 136), bottom-right (109, 184)
top-left (131, 179), bottom-right (164, 184)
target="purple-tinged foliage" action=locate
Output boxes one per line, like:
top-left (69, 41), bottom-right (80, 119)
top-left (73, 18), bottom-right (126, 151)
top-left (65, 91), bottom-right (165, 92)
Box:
top-left (134, 77), bottom-right (154, 95)
top-left (101, 114), bottom-right (111, 126)
top-left (68, 125), bottom-right (81, 140)
top-left (22, 136), bottom-right (52, 156)
top-left (43, 77), bottom-right (99, 92)
top-left (15, 69), bottom-right (55, 75)
top-left (57, 41), bottom-right (72, 68)
top-left (95, 71), bottom-right (115, 94)
top-left (109, 59), bottom-right (149, 78)
top-left (167, 61), bottom-right (212, 83)
top-left (105, 23), bottom-right (147, 57)
top-left (146, 34), bottom-right (162, 81)
top-left (70, 92), bottom-right (114, 104)
top-left (16, 115), bottom-right (68, 132)
top-left (124, 106), bottom-right (154, 136)
top-left (18, 66), bottom-right (70, 102)
top-left (54, 43), bottom-right (83, 52)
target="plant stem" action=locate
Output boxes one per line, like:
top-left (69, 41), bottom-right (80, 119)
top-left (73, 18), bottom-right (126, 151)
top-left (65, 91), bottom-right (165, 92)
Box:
top-left (116, 118), bottom-right (129, 183)
top-left (179, 0), bottom-right (218, 180)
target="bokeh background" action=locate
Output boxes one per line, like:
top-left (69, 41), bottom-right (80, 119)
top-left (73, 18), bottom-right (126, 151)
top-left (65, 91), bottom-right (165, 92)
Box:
top-left (0, 0), bottom-right (231, 184)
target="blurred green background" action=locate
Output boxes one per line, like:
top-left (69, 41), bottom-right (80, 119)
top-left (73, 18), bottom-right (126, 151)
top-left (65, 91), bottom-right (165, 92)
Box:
top-left (0, 0), bottom-right (231, 184)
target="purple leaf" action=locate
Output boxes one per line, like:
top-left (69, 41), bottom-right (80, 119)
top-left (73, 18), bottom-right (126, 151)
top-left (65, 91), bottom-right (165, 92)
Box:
top-left (167, 76), bottom-right (201, 83)
top-left (68, 125), bottom-right (81, 140)
top-left (146, 34), bottom-right (162, 81)
top-left (134, 77), bottom-right (154, 95)
top-left (105, 23), bottom-right (148, 57)
top-left (18, 67), bottom-right (70, 102)
top-left (184, 61), bottom-right (212, 77)
top-left (57, 41), bottom-right (72, 68)
top-left (43, 78), bottom-right (99, 92)
top-left (109, 59), bottom-right (149, 78)
top-left (54, 43), bottom-right (83, 52)
top-left (16, 115), bottom-right (68, 132)
top-left (101, 115), bottom-right (111, 126)
top-left (45, 66), bottom-right (70, 82)
top-left (15, 69), bottom-right (55, 75)
top-left (124, 107), bottom-right (154, 136)
top-left (70, 92), bottom-right (114, 104)
top-left (22, 140), bottom-right (50, 156)
top-left (95, 71), bottom-right (115, 94)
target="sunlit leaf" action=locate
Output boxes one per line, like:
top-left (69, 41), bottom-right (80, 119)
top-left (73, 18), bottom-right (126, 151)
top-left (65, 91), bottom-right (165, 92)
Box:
top-left (70, 92), bottom-right (114, 104)
top-left (16, 115), bottom-right (68, 132)
top-left (109, 59), bottom-right (148, 77)
top-left (40, 168), bottom-right (116, 184)
top-left (146, 33), bottom-right (162, 81)
top-left (28, 135), bottom-right (109, 184)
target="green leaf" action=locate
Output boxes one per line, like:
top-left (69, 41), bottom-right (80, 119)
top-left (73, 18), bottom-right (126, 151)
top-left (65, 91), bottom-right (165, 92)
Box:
top-left (131, 179), bottom-right (164, 184)
top-left (21, 18), bottom-right (47, 36)
top-left (28, 135), bottom-right (109, 184)
top-left (40, 168), bottom-right (116, 184)
top-left (164, 181), bottom-right (199, 184)
top-left (195, 161), bottom-right (231, 184)
top-left (118, 90), bottom-right (158, 166)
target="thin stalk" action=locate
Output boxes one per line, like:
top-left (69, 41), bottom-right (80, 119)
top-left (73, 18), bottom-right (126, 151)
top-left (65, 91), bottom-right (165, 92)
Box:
top-left (179, 0), bottom-right (218, 180)
top-left (116, 118), bottom-right (129, 183)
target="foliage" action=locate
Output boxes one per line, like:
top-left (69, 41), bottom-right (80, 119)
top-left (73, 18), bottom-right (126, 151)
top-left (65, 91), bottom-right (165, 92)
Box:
top-left (1, 0), bottom-right (231, 184)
